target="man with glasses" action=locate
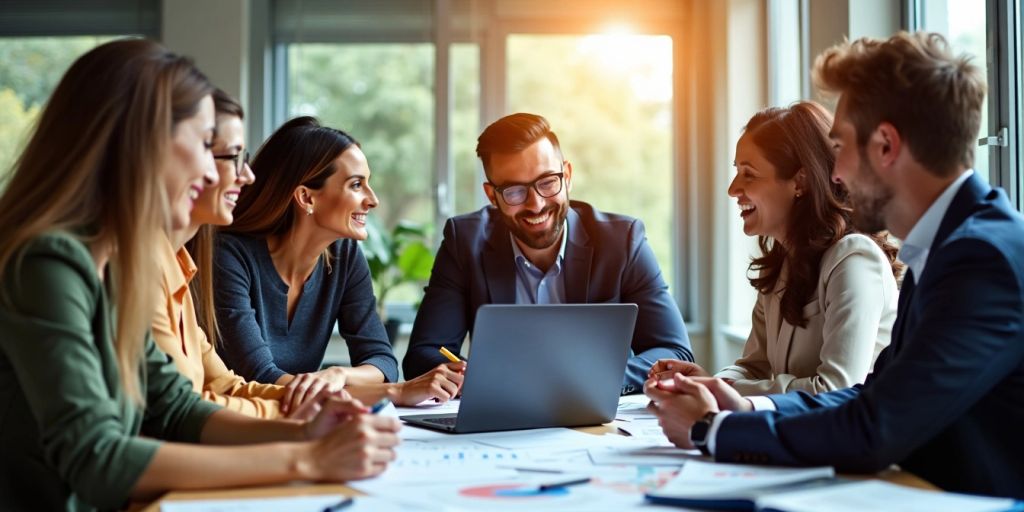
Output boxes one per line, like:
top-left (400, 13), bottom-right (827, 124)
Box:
top-left (403, 113), bottom-right (692, 395)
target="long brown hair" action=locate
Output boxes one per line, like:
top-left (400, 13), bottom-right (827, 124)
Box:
top-left (188, 89), bottom-right (244, 347)
top-left (745, 101), bottom-right (901, 327)
top-left (0, 38), bottom-right (213, 403)
top-left (222, 116), bottom-right (359, 273)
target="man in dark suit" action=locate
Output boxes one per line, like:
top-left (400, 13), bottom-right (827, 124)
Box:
top-left (645, 32), bottom-right (1024, 499)
top-left (404, 113), bottom-right (692, 395)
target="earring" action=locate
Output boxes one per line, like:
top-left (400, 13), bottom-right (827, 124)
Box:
top-left (307, 207), bottom-right (313, 216)
top-left (795, 192), bottom-right (802, 198)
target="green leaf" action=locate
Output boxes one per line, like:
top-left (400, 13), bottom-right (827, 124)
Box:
top-left (396, 242), bottom-right (435, 281)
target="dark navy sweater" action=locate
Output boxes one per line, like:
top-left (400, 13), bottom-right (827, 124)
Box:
top-left (213, 233), bottom-right (398, 384)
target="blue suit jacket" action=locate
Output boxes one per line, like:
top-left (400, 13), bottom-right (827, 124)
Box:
top-left (403, 200), bottom-right (692, 394)
top-left (715, 174), bottom-right (1024, 498)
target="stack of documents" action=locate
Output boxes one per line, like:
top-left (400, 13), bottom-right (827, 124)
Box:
top-left (646, 461), bottom-right (1022, 511)
top-left (645, 460), bottom-right (835, 510)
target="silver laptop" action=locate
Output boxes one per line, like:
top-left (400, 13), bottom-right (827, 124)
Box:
top-left (400, 303), bottom-right (638, 433)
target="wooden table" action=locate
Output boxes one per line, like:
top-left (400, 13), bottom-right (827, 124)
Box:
top-left (143, 423), bottom-right (936, 510)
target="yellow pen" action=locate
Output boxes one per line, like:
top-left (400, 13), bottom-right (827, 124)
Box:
top-left (439, 346), bottom-right (461, 363)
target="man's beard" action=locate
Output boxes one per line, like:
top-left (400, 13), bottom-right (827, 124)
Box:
top-left (501, 201), bottom-right (570, 250)
top-left (848, 160), bottom-right (893, 233)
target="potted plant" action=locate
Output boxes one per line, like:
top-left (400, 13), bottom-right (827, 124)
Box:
top-left (361, 217), bottom-right (435, 344)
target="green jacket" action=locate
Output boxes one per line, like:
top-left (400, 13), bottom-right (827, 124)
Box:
top-left (0, 233), bottom-right (221, 511)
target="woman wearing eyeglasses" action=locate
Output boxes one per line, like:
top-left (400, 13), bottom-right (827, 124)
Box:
top-left (151, 89), bottom-right (331, 419)
top-left (212, 116), bottom-right (465, 412)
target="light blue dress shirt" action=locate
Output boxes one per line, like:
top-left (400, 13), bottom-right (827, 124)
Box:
top-left (898, 169), bottom-right (974, 281)
top-left (510, 221), bottom-right (568, 304)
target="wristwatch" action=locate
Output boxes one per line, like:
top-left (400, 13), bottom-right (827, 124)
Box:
top-left (690, 411), bottom-right (718, 456)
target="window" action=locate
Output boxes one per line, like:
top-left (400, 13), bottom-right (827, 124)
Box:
top-left (0, 0), bottom-right (160, 184)
top-left (0, 36), bottom-right (117, 180)
top-left (506, 34), bottom-right (676, 288)
top-left (913, 0), bottom-right (991, 181)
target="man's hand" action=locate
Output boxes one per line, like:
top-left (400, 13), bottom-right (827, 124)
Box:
top-left (393, 361), bottom-right (466, 406)
top-left (647, 359), bottom-right (711, 381)
top-left (644, 374), bottom-right (719, 449)
top-left (686, 376), bottom-right (752, 413)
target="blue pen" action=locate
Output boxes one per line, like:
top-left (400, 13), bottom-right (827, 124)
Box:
top-left (369, 398), bottom-right (391, 413)
top-left (321, 496), bottom-right (354, 512)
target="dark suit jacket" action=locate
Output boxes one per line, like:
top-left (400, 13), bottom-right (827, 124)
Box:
top-left (403, 200), bottom-right (692, 394)
top-left (715, 174), bottom-right (1024, 498)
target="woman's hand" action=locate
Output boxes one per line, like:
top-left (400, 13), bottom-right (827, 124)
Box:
top-left (301, 400), bottom-right (401, 481)
top-left (648, 359), bottom-right (711, 381)
top-left (281, 367), bottom-right (346, 416)
top-left (393, 361), bottom-right (466, 406)
top-left (287, 387), bottom-right (353, 422)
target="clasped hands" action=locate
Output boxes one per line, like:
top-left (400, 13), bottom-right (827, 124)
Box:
top-left (644, 359), bottom-right (752, 449)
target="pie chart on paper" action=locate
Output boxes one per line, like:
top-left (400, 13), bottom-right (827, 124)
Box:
top-left (459, 483), bottom-right (571, 499)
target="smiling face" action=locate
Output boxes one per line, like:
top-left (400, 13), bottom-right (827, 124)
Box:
top-left (484, 137), bottom-right (572, 250)
top-left (191, 114), bottom-right (255, 227)
top-left (166, 95), bottom-right (218, 230)
top-left (307, 145), bottom-right (378, 240)
top-left (830, 96), bottom-right (893, 233)
top-left (728, 133), bottom-right (800, 242)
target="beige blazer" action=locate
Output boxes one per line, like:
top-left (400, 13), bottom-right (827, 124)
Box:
top-left (716, 234), bottom-right (897, 395)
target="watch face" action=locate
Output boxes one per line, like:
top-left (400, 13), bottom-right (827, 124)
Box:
top-left (690, 419), bottom-right (711, 445)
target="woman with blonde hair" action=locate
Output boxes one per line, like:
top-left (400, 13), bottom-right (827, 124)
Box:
top-left (0, 39), bottom-right (397, 511)
top-left (650, 101), bottom-right (900, 396)
top-left (213, 116), bottom-right (465, 411)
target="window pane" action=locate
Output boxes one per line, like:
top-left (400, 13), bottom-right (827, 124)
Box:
top-left (507, 34), bottom-right (675, 289)
top-left (452, 43), bottom-right (482, 216)
top-left (0, 36), bottom-right (116, 182)
top-left (919, 0), bottom-right (989, 180)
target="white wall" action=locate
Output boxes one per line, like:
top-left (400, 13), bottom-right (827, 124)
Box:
top-left (161, 0), bottom-right (250, 111)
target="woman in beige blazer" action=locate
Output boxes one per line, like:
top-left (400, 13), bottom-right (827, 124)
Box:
top-left (651, 101), bottom-right (900, 395)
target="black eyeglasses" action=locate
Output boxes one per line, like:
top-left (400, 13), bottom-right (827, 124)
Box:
top-left (213, 149), bottom-right (250, 174)
top-left (489, 172), bottom-right (565, 206)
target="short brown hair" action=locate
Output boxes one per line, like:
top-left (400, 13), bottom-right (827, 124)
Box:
top-left (476, 113), bottom-right (563, 178)
top-left (813, 31), bottom-right (986, 176)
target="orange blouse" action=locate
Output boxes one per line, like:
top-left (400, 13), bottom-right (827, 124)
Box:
top-left (153, 234), bottom-right (285, 418)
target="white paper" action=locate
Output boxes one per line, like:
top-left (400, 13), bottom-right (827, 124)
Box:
top-left (362, 476), bottom-right (657, 512)
top-left (615, 395), bottom-right (658, 421)
top-left (588, 444), bottom-right (700, 466)
top-left (756, 480), bottom-right (1018, 512)
top-left (651, 460), bottom-right (835, 497)
top-left (612, 419), bottom-right (673, 446)
top-left (471, 428), bottom-right (634, 450)
top-left (393, 398), bottom-right (461, 417)
top-left (161, 495), bottom-right (412, 512)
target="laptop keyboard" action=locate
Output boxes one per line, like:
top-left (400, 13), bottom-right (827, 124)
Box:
top-left (422, 416), bottom-right (458, 427)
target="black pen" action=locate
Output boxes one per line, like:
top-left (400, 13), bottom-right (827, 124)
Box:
top-left (321, 496), bottom-right (354, 512)
top-left (537, 477), bottom-right (591, 492)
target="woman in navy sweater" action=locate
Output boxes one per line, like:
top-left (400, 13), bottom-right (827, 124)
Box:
top-left (211, 116), bottom-right (464, 413)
